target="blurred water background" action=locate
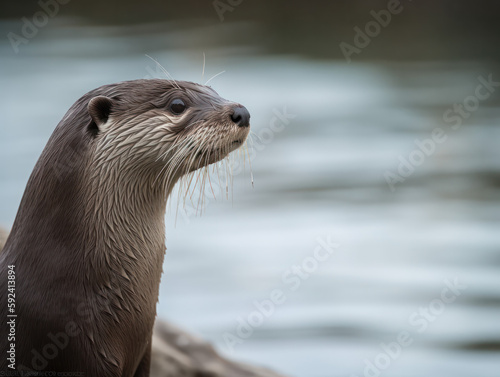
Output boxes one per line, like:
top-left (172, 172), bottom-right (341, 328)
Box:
top-left (1, 1), bottom-right (499, 376)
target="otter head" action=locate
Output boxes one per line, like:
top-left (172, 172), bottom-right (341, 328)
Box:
top-left (85, 79), bottom-right (250, 191)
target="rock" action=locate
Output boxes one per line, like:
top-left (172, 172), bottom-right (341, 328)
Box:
top-left (151, 320), bottom-right (285, 377)
top-left (0, 228), bottom-right (286, 377)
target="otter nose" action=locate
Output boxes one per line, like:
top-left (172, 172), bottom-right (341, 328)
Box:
top-left (230, 106), bottom-right (250, 128)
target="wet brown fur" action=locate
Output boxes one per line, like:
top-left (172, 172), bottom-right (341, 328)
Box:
top-left (0, 79), bottom-right (249, 376)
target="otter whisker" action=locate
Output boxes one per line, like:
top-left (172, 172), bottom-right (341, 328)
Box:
top-left (198, 152), bottom-right (212, 213)
top-left (244, 140), bottom-right (254, 188)
top-left (175, 169), bottom-right (194, 222)
top-left (214, 154), bottom-right (223, 196)
top-left (248, 131), bottom-right (264, 144)
top-left (154, 136), bottom-right (192, 186)
top-left (206, 166), bottom-right (217, 201)
top-left (204, 70), bottom-right (226, 86)
top-left (145, 54), bottom-right (181, 90)
top-left (155, 135), bottom-right (188, 164)
top-left (188, 151), bottom-right (209, 202)
top-left (184, 161), bottom-right (203, 213)
top-left (182, 170), bottom-right (198, 208)
top-left (165, 150), bottom-right (189, 188)
top-left (163, 146), bottom-right (191, 189)
top-left (183, 133), bottom-right (209, 175)
top-left (224, 148), bottom-right (230, 200)
top-left (203, 152), bottom-right (213, 194)
top-left (180, 131), bottom-right (213, 207)
top-left (196, 166), bottom-right (206, 213)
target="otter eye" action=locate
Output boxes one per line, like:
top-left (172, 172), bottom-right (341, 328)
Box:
top-left (170, 99), bottom-right (186, 115)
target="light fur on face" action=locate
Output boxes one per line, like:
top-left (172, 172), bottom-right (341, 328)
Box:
top-left (89, 81), bottom-right (250, 209)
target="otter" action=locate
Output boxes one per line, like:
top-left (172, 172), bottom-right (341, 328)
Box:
top-left (0, 79), bottom-right (250, 376)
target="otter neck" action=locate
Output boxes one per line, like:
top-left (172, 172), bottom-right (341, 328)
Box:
top-left (83, 162), bottom-right (177, 282)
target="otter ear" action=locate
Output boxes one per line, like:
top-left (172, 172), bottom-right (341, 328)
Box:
top-left (88, 96), bottom-right (113, 132)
